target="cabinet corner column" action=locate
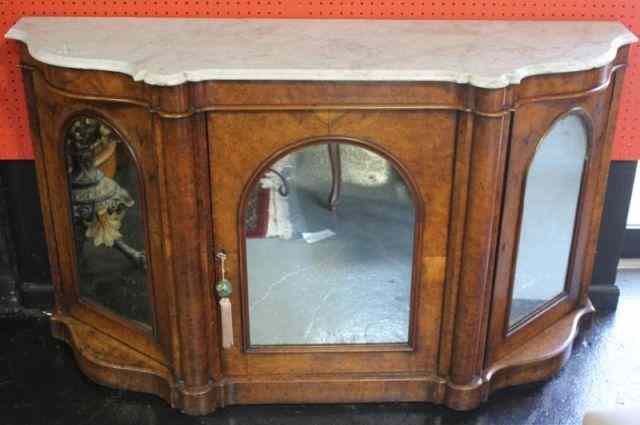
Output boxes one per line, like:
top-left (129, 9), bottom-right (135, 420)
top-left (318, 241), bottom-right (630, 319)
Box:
top-left (153, 103), bottom-right (217, 414)
top-left (445, 113), bottom-right (511, 410)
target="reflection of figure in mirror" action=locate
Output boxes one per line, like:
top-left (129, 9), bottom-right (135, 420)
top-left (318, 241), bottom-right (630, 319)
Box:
top-left (244, 142), bottom-right (416, 346)
top-left (66, 117), bottom-right (152, 326)
top-left (67, 117), bottom-right (146, 268)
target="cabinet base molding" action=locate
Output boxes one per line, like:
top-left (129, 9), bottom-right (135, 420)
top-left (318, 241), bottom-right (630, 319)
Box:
top-left (484, 301), bottom-right (595, 393)
top-left (50, 316), bottom-right (182, 411)
top-left (51, 302), bottom-right (594, 414)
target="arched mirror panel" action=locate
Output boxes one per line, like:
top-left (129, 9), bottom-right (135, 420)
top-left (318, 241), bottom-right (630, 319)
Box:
top-left (509, 113), bottom-right (589, 327)
top-left (243, 142), bottom-right (417, 346)
top-left (65, 116), bottom-right (153, 328)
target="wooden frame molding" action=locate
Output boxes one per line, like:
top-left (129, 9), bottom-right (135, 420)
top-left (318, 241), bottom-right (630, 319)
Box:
top-left (16, 40), bottom-right (631, 414)
top-left (236, 136), bottom-right (426, 354)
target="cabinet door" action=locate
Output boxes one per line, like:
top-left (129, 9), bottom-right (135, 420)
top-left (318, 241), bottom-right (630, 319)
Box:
top-left (487, 92), bottom-right (612, 363)
top-left (33, 98), bottom-right (167, 361)
top-left (209, 110), bottom-right (454, 380)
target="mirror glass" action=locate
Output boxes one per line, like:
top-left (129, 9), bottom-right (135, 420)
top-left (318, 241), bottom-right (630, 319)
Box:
top-left (65, 117), bottom-right (152, 328)
top-left (509, 114), bottom-right (588, 326)
top-left (244, 142), bottom-right (416, 345)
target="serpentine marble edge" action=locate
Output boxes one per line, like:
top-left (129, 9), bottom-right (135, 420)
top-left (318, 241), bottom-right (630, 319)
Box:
top-left (5, 17), bottom-right (638, 88)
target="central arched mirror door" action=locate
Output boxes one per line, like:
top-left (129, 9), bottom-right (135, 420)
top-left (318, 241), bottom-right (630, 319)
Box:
top-left (242, 142), bottom-right (417, 346)
top-left (210, 110), bottom-right (454, 376)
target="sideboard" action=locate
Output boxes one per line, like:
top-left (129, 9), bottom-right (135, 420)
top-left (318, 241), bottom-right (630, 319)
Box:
top-left (6, 18), bottom-right (637, 414)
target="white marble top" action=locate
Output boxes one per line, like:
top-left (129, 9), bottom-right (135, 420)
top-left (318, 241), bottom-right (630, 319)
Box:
top-left (5, 17), bottom-right (637, 88)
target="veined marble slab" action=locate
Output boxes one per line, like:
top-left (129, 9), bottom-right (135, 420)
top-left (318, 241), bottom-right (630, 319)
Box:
top-left (5, 17), bottom-right (638, 88)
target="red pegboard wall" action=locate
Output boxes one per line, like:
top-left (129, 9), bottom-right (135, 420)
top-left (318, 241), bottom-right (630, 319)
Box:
top-left (1, 1), bottom-right (639, 160)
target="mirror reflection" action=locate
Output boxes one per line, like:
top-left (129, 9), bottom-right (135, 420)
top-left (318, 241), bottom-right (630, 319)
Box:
top-left (509, 114), bottom-right (588, 326)
top-left (65, 117), bottom-right (152, 327)
top-left (245, 142), bottom-right (416, 345)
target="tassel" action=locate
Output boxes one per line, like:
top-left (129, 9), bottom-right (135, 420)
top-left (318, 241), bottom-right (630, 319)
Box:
top-left (215, 252), bottom-right (234, 349)
top-left (219, 297), bottom-right (234, 349)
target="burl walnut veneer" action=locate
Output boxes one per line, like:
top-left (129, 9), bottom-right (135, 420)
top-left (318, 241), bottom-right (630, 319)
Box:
top-left (6, 18), bottom-right (638, 414)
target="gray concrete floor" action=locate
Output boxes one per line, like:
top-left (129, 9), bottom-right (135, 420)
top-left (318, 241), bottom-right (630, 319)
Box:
top-left (1, 270), bottom-right (639, 424)
top-left (247, 184), bottom-right (414, 345)
top-left (246, 143), bottom-right (416, 346)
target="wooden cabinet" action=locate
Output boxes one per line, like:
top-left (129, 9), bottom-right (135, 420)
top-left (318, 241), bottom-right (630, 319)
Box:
top-left (8, 18), bottom-right (636, 415)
